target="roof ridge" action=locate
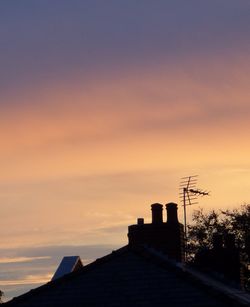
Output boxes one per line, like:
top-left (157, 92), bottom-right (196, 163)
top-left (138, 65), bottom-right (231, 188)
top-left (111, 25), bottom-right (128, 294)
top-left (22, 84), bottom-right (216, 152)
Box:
top-left (5, 245), bottom-right (130, 305)
top-left (139, 245), bottom-right (250, 306)
top-left (182, 265), bottom-right (250, 306)
top-left (6, 244), bottom-right (250, 306)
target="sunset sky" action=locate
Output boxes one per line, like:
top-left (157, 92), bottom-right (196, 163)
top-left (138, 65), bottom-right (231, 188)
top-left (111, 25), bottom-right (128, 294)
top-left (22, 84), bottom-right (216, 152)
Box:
top-left (1, 0), bottom-right (250, 300)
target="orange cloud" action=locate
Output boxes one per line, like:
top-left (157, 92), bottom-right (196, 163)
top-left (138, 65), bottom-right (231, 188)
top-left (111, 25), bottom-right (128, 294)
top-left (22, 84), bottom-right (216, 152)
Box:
top-left (0, 52), bottom-right (250, 249)
top-left (0, 274), bottom-right (52, 286)
top-left (0, 256), bottom-right (50, 264)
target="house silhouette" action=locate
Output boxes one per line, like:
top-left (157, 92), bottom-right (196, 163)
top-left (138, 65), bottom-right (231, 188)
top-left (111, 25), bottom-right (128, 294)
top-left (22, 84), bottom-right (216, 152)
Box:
top-left (5, 203), bottom-right (250, 306)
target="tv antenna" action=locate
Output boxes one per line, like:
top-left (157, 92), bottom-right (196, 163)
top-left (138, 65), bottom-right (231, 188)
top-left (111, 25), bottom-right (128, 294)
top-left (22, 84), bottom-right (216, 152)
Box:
top-left (179, 175), bottom-right (209, 243)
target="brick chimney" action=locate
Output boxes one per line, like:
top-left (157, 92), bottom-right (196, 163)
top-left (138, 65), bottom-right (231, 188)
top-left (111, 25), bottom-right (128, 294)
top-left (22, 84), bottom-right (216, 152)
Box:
top-left (195, 232), bottom-right (245, 288)
top-left (128, 203), bottom-right (184, 262)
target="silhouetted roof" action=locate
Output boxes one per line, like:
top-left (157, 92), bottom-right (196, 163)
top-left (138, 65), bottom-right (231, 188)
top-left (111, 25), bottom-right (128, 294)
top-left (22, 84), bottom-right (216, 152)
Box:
top-left (5, 245), bottom-right (250, 306)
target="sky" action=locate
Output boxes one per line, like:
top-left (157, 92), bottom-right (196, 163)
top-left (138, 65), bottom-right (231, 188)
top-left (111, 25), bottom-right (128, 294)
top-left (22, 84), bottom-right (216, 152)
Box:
top-left (1, 0), bottom-right (250, 300)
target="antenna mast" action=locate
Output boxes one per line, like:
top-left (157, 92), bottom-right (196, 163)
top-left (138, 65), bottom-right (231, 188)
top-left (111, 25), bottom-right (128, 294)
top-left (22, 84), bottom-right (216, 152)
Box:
top-left (179, 175), bottom-right (209, 260)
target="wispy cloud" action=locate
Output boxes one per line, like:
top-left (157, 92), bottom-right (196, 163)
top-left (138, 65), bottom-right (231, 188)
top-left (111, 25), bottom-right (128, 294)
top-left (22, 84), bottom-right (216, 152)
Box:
top-left (0, 244), bottom-right (118, 300)
top-left (0, 274), bottom-right (52, 286)
top-left (0, 256), bottom-right (51, 264)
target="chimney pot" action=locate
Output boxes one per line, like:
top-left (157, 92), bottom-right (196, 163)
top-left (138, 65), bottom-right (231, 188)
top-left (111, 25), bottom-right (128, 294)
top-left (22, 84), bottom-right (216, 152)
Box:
top-left (137, 218), bottom-right (144, 225)
top-left (151, 203), bottom-right (163, 224)
top-left (166, 203), bottom-right (178, 223)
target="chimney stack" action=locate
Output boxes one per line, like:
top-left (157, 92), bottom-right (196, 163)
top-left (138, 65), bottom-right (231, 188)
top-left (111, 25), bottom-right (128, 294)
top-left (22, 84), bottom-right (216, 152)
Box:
top-left (224, 233), bottom-right (236, 250)
top-left (128, 202), bottom-right (184, 262)
top-left (212, 234), bottom-right (223, 250)
top-left (245, 233), bottom-right (250, 259)
top-left (151, 203), bottom-right (163, 224)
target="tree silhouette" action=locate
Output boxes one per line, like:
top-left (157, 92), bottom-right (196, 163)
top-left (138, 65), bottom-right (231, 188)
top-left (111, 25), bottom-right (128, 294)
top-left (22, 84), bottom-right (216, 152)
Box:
top-left (187, 204), bottom-right (250, 290)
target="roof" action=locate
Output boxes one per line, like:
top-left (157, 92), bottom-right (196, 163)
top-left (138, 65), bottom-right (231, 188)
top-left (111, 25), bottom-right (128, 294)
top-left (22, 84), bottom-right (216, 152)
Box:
top-left (5, 245), bottom-right (250, 306)
top-left (51, 256), bottom-right (83, 281)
